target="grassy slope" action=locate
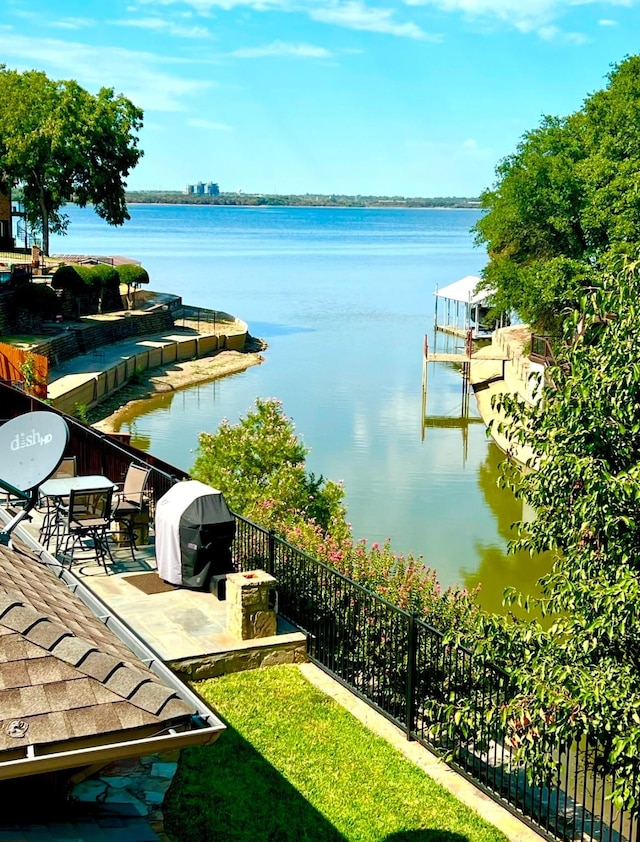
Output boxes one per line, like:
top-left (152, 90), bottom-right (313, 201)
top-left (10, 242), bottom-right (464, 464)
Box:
top-left (164, 664), bottom-right (507, 842)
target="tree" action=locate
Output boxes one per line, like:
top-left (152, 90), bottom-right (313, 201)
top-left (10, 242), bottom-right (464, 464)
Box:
top-left (474, 56), bottom-right (640, 333)
top-left (470, 256), bottom-right (640, 809)
top-left (191, 398), bottom-right (346, 533)
top-left (0, 66), bottom-right (143, 255)
top-left (117, 263), bottom-right (150, 310)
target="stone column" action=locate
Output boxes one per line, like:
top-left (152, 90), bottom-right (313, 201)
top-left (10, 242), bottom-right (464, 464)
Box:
top-left (226, 570), bottom-right (277, 640)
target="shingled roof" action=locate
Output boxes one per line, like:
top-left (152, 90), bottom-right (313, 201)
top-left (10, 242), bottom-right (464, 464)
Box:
top-left (0, 535), bottom-right (224, 779)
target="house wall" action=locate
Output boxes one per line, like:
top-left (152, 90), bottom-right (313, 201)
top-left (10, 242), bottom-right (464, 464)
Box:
top-left (0, 187), bottom-right (12, 249)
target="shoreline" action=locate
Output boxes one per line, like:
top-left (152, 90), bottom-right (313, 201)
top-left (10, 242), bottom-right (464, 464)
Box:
top-left (90, 346), bottom-right (264, 434)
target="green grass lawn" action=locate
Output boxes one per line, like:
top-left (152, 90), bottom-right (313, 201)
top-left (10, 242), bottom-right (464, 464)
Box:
top-left (163, 664), bottom-right (508, 842)
top-left (0, 334), bottom-right (48, 347)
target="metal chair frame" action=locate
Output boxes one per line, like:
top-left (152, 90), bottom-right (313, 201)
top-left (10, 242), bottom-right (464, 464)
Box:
top-left (59, 486), bottom-right (114, 572)
top-left (112, 463), bottom-right (152, 560)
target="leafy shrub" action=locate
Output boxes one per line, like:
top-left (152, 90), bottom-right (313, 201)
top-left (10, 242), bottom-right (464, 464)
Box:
top-left (118, 263), bottom-right (149, 309)
top-left (51, 263), bottom-right (122, 312)
top-left (90, 264), bottom-right (121, 311)
top-left (90, 263), bottom-right (119, 287)
top-left (192, 397), bottom-right (345, 533)
top-left (117, 263), bottom-right (149, 287)
top-left (51, 264), bottom-right (90, 295)
top-left (11, 282), bottom-right (59, 319)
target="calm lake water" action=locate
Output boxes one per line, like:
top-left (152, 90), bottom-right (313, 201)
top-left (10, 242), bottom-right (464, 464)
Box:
top-left (51, 204), bottom-right (549, 614)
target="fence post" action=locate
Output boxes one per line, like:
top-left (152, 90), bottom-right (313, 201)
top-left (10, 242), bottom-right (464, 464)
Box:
top-left (406, 611), bottom-right (418, 741)
top-left (268, 530), bottom-right (276, 576)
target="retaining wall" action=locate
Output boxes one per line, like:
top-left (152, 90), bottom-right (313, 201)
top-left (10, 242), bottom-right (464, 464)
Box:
top-left (50, 325), bottom-right (249, 416)
top-left (34, 310), bottom-right (175, 365)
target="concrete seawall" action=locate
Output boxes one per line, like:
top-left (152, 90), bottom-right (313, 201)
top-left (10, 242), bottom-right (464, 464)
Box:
top-left (469, 325), bottom-right (536, 466)
top-left (45, 301), bottom-right (249, 416)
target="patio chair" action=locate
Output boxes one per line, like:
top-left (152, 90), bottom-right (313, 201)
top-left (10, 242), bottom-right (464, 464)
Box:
top-left (38, 456), bottom-right (79, 551)
top-left (59, 486), bottom-right (114, 572)
top-left (111, 463), bottom-right (152, 560)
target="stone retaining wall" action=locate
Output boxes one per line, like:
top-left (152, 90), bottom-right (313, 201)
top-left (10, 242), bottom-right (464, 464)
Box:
top-left (170, 636), bottom-right (308, 681)
top-left (50, 330), bottom-right (242, 415)
top-left (34, 310), bottom-right (175, 365)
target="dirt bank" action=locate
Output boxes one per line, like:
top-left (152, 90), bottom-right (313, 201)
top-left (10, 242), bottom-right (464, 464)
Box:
top-left (90, 345), bottom-right (264, 434)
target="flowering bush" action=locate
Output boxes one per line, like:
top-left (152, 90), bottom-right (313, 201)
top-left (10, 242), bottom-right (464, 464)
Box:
top-left (192, 397), bottom-right (479, 636)
top-left (284, 520), bottom-right (479, 634)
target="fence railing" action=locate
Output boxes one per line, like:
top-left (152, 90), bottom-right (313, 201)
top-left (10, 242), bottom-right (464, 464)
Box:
top-left (530, 334), bottom-right (555, 367)
top-left (233, 514), bottom-right (640, 842)
top-left (2, 381), bottom-right (638, 841)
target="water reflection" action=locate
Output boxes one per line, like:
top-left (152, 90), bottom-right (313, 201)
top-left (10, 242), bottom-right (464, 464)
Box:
top-left (465, 444), bottom-right (551, 618)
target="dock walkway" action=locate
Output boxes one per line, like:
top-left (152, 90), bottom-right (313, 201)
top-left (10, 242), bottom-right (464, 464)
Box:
top-left (469, 327), bottom-right (536, 466)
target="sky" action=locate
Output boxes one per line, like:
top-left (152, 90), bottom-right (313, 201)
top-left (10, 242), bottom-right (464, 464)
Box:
top-left (1, 0), bottom-right (639, 197)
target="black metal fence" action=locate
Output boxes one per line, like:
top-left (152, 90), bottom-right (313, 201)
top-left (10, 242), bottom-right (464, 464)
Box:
top-left (234, 514), bottom-right (640, 842)
top-left (3, 383), bottom-right (638, 841)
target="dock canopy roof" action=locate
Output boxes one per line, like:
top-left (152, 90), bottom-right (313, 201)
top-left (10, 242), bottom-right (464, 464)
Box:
top-left (435, 275), bottom-right (493, 305)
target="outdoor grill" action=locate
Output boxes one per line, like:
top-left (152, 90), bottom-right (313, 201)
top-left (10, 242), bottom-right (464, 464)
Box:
top-left (155, 480), bottom-right (236, 591)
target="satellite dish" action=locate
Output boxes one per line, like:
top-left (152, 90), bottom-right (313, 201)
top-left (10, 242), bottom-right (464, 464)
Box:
top-left (0, 411), bottom-right (70, 546)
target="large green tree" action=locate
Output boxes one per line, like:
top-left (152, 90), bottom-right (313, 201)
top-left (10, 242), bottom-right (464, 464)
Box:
top-left (0, 66), bottom-right (143, 255)
top-left (475, 55), bottom-right (640, 333)
top-left (469, 256), bottom-right (640, 810)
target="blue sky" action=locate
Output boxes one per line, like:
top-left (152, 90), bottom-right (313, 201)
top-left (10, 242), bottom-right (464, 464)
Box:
top-left (1, 0), bottom-right (639, 197)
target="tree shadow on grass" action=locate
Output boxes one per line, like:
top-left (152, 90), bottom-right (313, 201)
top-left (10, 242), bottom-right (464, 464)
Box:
top-left (164, 722), bottom-right (347, 842)
top-left (383, 833), bottom-right (469, 841)
top-left (164, 724), bottom-right (474, 842)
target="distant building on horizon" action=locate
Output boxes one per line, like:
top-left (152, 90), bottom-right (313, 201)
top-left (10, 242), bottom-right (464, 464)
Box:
top-left (184, 182), bottom-right (220, 196)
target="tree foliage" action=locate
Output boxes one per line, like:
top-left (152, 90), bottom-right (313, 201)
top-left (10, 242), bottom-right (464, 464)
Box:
top-left (117, 263), bottom-right (149, 309)
top-left (470, 257), bottom-right (640, 809)
top-left (475, 55), bottom-right (640, 332)
top-left (192, 398), bottom-right (346, 533)
top-left (0, 66), bottom-right (143, 255)
top-left (51, 262), bottom-right (121, 313)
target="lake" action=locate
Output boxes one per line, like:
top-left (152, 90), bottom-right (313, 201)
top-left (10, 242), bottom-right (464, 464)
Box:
top-left (51, 204), bottom-right (549, 614)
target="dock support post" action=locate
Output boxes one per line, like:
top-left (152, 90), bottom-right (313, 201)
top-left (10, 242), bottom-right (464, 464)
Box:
top-left (421, 335), bottom-right (428, 441)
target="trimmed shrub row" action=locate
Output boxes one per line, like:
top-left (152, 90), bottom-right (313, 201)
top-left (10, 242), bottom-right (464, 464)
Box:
top-left (51, 262), bottom-right (149, 314)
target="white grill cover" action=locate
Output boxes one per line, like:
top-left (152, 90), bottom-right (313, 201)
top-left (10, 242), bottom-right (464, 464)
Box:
top-left (155, 480), bottom-right (227, 585)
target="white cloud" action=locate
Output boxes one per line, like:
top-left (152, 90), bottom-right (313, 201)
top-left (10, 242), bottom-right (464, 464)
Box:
top-left (404, 0), bottom-right (633, 35)
top-left (9, 8), bottom-right (95, 29)
top-left (232, 40), bottom-right (332, 57)
top-left (138, 0), bottom-right (438, 38)
top-left (188, 117), bottom-right (234, 129)
top-left (310, 1), bottom-right (432, 39)
top-left (137, 0), bottom-right (290, 11)
top-left (110, 16), bottom-right (212, 37)
top-left (50, 17), bottom-right (95, 30)
top-left (407, 136), bottom-right (494, 161)
top-left (0, 34), bottom-right (212, 112)
top-left (598, 17), bottom-right (618, 23)
top-left (537, 23), bottom-right (589, 41)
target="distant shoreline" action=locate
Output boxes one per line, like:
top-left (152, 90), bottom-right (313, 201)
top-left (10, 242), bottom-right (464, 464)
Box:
top-left (124, 191), bottom-right (482, 211)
